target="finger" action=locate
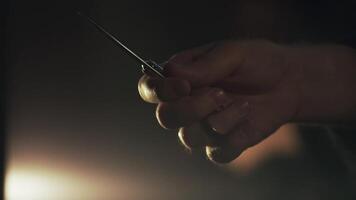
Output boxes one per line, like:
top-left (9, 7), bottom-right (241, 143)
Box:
top-left (205, 96), bottom-right (280, 163)
top-left (178, 123), bottom-right (212, 150)
top-left (167, 43), bottom-right (217, 65)
top-left (205, 91), bottom-right (294, 164)
top-left (164, 41), bottom-right (244, 87)
top-left (205, 127), bottom-right (251, 164)
top-left (178, 120), bottom-right (227, 151)
top-left (156, 88), bottom-right (233, 129)
top-left (205, 100), bottom-right (250, 135)
top-left (138, 75), bottom-right (191, 103)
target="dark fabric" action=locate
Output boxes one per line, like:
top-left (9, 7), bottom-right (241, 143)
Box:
top-left (298, 125), bottom-right (356, 198)
top-left (327, 126), bottom-right (356, 178)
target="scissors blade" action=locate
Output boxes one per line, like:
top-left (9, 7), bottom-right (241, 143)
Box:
top-left (78, 11), bottom-right (164, 77)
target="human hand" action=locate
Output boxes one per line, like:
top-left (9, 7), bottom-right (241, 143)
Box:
top-left (138, 40), bottom-right (356, 163)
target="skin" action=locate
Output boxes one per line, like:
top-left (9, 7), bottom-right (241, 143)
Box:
top-left (138, 40), bottom-right (356, 163)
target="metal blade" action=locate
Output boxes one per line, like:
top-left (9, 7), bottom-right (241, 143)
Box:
top-left (78, 11), bottom-right (164, 77)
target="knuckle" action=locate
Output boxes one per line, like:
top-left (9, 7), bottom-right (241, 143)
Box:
top-left (138, 76), bottom-right (159, 102)
top-left (178, 128), bottom-right (195, 150)
top-left (154, 79), bottom-right (190, 102)
top-left (205, 146), bottom-right (239, 164)
top-left (178, 124), bottom-right (207, 149)
top-left (138, 75), bottom-right (151, 89)
top-left (205, 117), bottom-right (226, 135)
top-left (138, 76), bottom-right (148, 93)
top-left (152, 84), bottom-right (166, 101)
top-left (155, 94), bottom-right (214, 129)
top-left (155, 103), bottom-right (181, 129)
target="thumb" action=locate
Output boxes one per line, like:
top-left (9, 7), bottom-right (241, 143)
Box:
top-left (164, 42), bottom-right (243, 87)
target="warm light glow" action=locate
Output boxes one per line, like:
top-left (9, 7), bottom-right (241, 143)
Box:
top-left (6, 168), bottom-right (67, 200)
top-left (5, 129), bottom-right (164, 200)
top-left (5, 163), bottom-right (134, 200)
top-left (5, 166), bottom-right (102, 200)
top-left (5, 159), bottom-right (158, 200)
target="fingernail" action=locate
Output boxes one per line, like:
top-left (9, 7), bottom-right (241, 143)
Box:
top-left (212, 89), bottom-right (232, 111)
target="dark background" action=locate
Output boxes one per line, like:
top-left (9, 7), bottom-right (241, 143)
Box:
top-left (4, 0), bottom-right (356, 199)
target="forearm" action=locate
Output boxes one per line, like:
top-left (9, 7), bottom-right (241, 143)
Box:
top-left (291, 44), bottom-right (356, 124)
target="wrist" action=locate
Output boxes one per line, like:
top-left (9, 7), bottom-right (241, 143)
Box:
top-left (289, 44), bottom-right (356, 124)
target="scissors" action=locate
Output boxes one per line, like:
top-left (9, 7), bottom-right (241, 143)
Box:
top-left (78, 12), bottom-right (165, 78)
top-left (78, 12), bottom-right (229, 142)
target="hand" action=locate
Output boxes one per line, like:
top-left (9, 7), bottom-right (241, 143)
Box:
top-left (138, 40), bottom-right (356, 163)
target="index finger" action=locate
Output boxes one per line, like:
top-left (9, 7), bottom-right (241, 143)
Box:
top-left (138, 75), bottom-right (191, 103)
